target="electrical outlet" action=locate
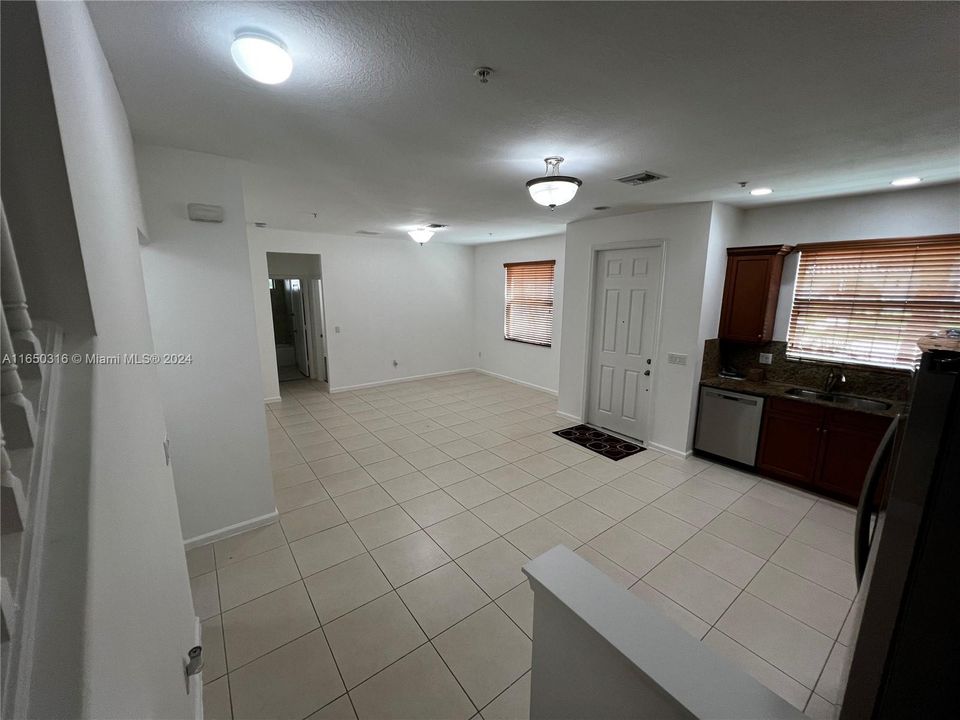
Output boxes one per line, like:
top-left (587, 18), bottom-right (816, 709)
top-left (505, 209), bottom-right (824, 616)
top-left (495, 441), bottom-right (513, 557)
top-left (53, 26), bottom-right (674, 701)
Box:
top-left (478, 351), bottom-right (482, 358)
top-left (334, 326), bottom-right (341, 334)
top-left (392, 359), bottom-right (399, 368)
top-left (667, 353), bottom-right (687, 366)
top-left (759, 352), bottom-right (773, 365)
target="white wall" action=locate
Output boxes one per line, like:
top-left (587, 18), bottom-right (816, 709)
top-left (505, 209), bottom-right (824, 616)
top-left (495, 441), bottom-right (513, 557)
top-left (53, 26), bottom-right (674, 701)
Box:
top-left (473, 235), bottom-right (565, 393)
top-left (691, 202), bottom-right (744, 441)
top-left (559, 204), bottom-right (715, 455)
top-left (28, 3), bottom-right (196, 717)
top-left (249, 227), bottom-right (475, 398)
top-left (718, 184), bottom-right (960, 341)
top-left (137, 145), bottom-right (276, 545)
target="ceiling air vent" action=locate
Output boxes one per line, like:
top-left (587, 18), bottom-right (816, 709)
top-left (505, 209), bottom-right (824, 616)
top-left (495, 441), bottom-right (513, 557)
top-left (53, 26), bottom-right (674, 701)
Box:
top-left (355, 230), bottom-right (382, 236)
top-left (426, 223), bottom-right (447, 229)
top-left (615, 171), bottom-right (666, 186)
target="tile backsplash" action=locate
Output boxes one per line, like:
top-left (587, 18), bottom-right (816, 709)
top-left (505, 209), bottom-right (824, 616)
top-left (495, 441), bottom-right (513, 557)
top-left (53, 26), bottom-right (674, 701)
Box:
top-left (701, 339), bottom-right (912, 402)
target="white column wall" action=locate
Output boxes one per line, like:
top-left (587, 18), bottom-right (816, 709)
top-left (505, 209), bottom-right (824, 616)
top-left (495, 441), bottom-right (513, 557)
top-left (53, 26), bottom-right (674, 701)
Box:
top-left (137, 145), bottom-right (277, 545)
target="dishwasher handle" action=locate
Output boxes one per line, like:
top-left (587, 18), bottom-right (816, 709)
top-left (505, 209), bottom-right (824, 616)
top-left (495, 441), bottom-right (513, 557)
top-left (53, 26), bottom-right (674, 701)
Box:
top-left (703, 389), bottom-right (761, 407)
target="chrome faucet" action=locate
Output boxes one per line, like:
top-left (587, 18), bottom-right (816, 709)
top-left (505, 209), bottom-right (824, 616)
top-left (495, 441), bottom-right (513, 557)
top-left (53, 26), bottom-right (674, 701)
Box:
top-left (824, 366), bottom-right (846, 393)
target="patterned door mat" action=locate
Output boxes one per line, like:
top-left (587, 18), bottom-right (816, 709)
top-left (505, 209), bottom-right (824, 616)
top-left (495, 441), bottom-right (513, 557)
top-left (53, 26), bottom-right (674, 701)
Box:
top-left (553, 424), bottom-right (646, 461)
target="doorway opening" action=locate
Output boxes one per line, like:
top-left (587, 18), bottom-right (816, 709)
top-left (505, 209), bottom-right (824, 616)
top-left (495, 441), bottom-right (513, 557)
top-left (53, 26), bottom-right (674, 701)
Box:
top-left (267, 252), bottom-right (327, 385)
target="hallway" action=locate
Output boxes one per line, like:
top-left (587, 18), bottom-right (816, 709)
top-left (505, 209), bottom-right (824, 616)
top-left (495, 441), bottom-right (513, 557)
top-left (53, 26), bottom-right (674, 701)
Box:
top-left (190, 373), bottom-right (854, 719)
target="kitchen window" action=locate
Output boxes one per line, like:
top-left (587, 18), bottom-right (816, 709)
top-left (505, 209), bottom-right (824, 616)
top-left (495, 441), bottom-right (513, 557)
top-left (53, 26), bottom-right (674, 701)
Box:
top-left (504, 260), bottom-right (556, 346)
top-left (786, 235), bottom-right (960, 370)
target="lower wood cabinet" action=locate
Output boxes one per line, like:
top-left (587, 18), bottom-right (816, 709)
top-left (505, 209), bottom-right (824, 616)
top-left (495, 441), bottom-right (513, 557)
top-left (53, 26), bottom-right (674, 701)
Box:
top-left (757, 397), bottom-right (893, 504)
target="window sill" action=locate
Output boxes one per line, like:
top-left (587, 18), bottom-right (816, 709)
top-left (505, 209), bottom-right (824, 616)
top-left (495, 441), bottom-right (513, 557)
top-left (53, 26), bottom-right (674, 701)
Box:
top-left (504, 337), bottom-right (552, 348)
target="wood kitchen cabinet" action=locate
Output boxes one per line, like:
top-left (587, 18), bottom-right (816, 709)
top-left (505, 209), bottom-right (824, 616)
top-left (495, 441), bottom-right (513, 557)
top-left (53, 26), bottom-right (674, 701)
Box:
top-left (816, 408), bottom-right (893, 502)
top-left (757, 397), bottom-right (893, 504)
top-left (718, 245), bottom-right (792, 343)
top-left (755, 398), bottom-right (822, 484)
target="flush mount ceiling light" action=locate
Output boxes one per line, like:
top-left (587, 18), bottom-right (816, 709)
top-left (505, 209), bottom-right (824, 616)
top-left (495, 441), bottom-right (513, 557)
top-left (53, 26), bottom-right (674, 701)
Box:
top-left (891, 176), bottom-right (922, 186)
top-left (408, 228), bottom-right (435, 245)
top-left (750, 187), bottom-right (774, 196)
top-left (230, 33), bottom-right (292, 84)
top-left (408, 223), bottom-right (446, 245)
top-left (526, 157), bottom-right (582, 209)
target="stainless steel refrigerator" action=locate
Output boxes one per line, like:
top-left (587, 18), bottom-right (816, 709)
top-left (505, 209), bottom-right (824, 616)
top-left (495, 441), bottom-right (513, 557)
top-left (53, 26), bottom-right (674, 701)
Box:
top-left (840, 349), bottom-right (960, 718)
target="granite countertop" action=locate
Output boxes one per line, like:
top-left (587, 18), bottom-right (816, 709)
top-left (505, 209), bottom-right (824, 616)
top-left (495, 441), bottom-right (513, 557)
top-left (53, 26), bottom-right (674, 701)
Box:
top-left (700, 376), bottom-right (904, 418)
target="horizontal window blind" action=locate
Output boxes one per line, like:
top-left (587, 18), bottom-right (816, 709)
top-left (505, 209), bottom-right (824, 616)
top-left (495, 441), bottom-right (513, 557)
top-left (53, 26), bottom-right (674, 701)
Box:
top-left (787, 235), bottom-right (960, 370)
top-left (504, 260), bottom-right (556, 346)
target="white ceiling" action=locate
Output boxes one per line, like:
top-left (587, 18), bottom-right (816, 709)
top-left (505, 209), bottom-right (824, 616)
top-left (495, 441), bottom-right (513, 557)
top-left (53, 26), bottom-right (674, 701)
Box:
top-left (89, 1), bottom-right (960, 244)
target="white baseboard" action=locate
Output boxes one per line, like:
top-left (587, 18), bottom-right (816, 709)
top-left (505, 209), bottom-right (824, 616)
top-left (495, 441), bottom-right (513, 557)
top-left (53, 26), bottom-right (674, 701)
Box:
top-left (556, 410), bottom-right (582, 423)
top-left (264, 395), bottom-right (282, 404)
top-left (647, 442), bottom-right (692, 459)
top-left (330, 368), bottom-right (476, 393)
top-left (183, 508), bottom-right (279, 550)
top-left (472, 368), bottom-right (559, 396)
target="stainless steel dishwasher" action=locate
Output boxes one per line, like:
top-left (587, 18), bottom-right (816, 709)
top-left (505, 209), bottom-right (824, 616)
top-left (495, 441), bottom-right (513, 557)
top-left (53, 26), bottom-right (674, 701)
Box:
top-left (694, 386), bottom-right (765, 466)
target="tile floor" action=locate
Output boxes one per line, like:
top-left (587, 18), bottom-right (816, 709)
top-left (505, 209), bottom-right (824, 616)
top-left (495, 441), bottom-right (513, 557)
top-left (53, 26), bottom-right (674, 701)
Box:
top-left (189, 372), bottom-right (855, 720)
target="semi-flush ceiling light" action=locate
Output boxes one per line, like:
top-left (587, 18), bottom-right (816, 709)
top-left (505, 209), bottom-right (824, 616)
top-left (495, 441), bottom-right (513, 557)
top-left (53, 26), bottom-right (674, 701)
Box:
top-left (891, 176), bottom-right (922, 186)
top-left (231, 34), bottom-right (292, 84)
top-left (750, 187), bottom-right (773, 196)
top-left (526, 157), bottom-right (582, 209)
top-left (408, 228), bottom-right (435, 245)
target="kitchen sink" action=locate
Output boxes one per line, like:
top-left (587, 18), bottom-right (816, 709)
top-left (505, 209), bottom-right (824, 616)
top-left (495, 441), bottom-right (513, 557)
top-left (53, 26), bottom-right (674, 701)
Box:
top-left (784, 387), bottom-right (891, 412)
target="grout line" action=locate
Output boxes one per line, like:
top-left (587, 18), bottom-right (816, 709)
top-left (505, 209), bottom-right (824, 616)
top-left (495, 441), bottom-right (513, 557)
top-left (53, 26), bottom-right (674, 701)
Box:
top-left (356, 543), bottom-right (484, 713)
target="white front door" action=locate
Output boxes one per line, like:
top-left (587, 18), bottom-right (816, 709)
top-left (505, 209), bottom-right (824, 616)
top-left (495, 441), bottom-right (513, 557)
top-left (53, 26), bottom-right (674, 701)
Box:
top-left (587, 246), bottom-right (662, 441)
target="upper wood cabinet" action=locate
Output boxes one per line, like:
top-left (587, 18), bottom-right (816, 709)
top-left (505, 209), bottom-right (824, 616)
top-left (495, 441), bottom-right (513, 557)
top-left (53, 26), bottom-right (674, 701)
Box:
top-left (718, 245), bottom-right (792, 343)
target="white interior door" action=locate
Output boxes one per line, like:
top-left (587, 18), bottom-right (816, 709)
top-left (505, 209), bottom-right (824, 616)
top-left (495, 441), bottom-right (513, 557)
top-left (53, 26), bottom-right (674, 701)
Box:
top-left (289, 279), bottom-right (310, 377)
top-left (587, 246), bottom-right (662, 441)
top-left (312, 278), bottom-right (327, 382)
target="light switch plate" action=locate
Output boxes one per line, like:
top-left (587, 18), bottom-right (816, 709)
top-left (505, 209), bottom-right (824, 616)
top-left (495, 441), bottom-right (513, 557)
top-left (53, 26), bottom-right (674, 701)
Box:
top-left (759, 353), bottom-right (773, 365)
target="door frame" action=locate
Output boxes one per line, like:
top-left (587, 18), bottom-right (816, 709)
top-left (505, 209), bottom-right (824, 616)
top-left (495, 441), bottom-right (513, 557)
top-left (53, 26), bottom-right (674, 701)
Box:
top-left (306, 277), bottom-right (328, 383)
top-left (269, 273), bottom-right (329, 384)
top-left (580, 240), bottom-right (667, 444)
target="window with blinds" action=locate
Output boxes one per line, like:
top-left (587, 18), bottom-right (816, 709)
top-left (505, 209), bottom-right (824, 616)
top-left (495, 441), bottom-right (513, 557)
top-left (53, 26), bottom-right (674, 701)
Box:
top-left (504, 260), bottom-right (556, 346)
top-left (786, 235), bottom-right (960, 370)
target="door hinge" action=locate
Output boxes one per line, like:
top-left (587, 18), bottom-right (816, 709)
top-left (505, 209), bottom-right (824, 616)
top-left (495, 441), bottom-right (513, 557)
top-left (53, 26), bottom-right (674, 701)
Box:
top-left (185, 645), bottom-right (203, 692)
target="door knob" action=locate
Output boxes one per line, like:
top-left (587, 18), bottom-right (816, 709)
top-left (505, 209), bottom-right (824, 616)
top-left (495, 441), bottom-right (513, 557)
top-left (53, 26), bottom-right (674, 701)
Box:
top-left (644, 370), bottom-right (651, 376)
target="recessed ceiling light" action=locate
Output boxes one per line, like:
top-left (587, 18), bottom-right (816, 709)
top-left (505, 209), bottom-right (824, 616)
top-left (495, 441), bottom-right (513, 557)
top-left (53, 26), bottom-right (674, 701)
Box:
top-left (891, 176), bottom-right (922, 186)
top-left (750, 187), bottom-right (773, 196)
top-left (408, 228), bottom-right (435, 245)
top-left (231, 34), bottom-right (292, 85)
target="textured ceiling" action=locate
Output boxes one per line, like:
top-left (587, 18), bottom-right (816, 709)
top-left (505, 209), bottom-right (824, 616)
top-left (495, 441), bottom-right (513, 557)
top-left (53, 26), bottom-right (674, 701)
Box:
top-left (89, 1), bottom-right (960, 244)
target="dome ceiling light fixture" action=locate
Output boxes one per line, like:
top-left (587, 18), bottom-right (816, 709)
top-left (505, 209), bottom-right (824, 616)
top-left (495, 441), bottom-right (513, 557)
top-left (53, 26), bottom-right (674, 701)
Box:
top-left (231, 33), bottom-right (293, 85)
top-left (408, 228), bottom-right (435, 245)
top-left (408, 224), bottom-right (446, 245)
top-left (526, 157), bottom-right (582, 209)
top-left (891, 176), bottom-right (922, 186)
top-left (738, 181), bottom-right (773, 196)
